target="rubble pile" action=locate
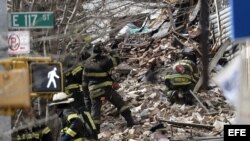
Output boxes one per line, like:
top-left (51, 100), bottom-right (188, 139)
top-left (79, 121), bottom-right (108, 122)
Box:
top-left (96, 0), bottom-right (235, 140)
top-left (116, 33), bottom-right (201, 69)
top-left (99, 77), bottom-right (235, 140)
top-left (98, 28), bottom-right (235, 141)
top-left (118, 35), bottom-right (177, 69)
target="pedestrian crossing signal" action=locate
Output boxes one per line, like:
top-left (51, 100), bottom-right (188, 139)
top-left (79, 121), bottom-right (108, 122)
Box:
top-left (30, 62), bottom-right (63, 93)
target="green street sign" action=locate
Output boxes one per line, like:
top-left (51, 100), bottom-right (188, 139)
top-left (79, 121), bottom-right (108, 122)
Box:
top-left (9, 12), bottom-right (54, 29)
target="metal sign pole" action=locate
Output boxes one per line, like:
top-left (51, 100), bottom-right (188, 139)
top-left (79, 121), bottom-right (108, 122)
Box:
top-left (0, 0), bottom-right (8, 52)
top-left (200, 0), bottom-right (209, 90)
top-left (0, 0), bottom-right (7, 68)
top-left (0, 0), bottom-right (12, 141)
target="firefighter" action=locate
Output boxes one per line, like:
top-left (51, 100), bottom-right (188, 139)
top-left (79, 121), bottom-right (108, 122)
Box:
top-left (49, 92), bottom-right (91, 141)
top-left (16, 125), bottom-right (52, 141)
top-left (15, 110), bottom-right (53, 141)
top-left (64, 62), bottom-right (98, 139)
top-left (164, 47), bottom-right (199, 105)
top-left (32, 125), bottom-right (53, 141)
top-left (82, 44), bottom-right (135, 132)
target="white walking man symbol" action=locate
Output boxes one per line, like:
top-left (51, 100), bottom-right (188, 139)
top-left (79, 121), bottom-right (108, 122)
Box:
top-left (47, 67), bottom-right (59, 88)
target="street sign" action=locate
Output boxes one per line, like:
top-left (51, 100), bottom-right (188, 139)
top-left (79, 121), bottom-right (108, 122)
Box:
top-left (230, 0), bottom-right (250, 40)
top-left (8, 31), bottom-right (30, 54)
top-left (30, 62), bottom-right (63, 93)
top-left (9, 12), bottom-right (54, 29)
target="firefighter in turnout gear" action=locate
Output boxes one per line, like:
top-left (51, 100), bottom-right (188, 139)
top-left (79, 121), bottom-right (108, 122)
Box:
top-left (82, 44), bottom-right (135, 132)
top-left (14, 105), bottom-right (53, 141)
top-left (164, 47), bottom-right (199, 105)
top-left (64, 64), bottom-right (98, 140)
top-left (49, 92), bottom-right (91, 141)
top-left (16, 125), bottom-right (53, 141)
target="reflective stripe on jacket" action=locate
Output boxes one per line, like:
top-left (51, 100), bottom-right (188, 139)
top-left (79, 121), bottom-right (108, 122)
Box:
top-left (61, 110), bottom-right (86, 140)
top-left (83, 54), bottom-right (119, 97)
top-left (16, 126), bottom-right (52, 141)
top-left (65, 84), bottom-right (83, 96)
top-left (65, 65), bottom-right (84, 85)
top-left (165, 73), bottom-right (194, 86)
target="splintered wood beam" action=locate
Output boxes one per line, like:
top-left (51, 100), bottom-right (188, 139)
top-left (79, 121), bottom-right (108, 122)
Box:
top-left (189, 90), bottom-right (210, 113)
top-left (191, 136), bottom-right (223, 140)
top-left (159, 119), bottom-right (214, 129)
top-left (193, 39), bottom-right (231, 93)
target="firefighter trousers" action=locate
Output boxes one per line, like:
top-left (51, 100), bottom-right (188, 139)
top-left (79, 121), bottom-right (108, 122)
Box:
top-left (66, 88), bottom-right (97, 139)
top-left (90, 88), bottom-right (134, 131)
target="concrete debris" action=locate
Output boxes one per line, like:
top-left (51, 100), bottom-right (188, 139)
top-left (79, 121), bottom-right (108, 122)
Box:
top-left (96, 1), bottom-right (235, 139)
top-left (100, 77), bottom-right (234, 140)
top-left (99, 20), bottom-right (234, 140)
top-left (213, 120), bottom-right (228, 131)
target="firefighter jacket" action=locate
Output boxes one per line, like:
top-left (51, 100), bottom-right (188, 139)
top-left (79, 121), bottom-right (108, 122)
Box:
top-left (82, 54), bottom-right (119, 98)
top-left (64, 65), bottom-right (98, 139)
top-left (64, 65), bottom-right (83, 97)
top-left (60, 108), bottom-right (87, 141)
top-left (165, 59), bottom-right (199, 90)
top-left (16, 125), bottom-right (53, 141)
top-left (64, 65), bottom-right (84, 109)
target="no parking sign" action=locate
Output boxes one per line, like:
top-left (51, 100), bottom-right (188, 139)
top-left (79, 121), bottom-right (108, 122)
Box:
top-left (8, 31), bottom-right (30, 54)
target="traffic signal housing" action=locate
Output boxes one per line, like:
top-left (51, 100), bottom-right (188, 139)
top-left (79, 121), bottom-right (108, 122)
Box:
top-left (30, 62), bottom-right (63, 93)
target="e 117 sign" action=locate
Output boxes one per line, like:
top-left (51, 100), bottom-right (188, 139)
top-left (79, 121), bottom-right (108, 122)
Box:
top-left (9, 12), bottom-right (54, 29)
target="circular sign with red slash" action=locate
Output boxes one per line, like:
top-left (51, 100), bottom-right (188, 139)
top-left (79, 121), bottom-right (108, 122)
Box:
top-left (8, 34), bottom-right (20, 51)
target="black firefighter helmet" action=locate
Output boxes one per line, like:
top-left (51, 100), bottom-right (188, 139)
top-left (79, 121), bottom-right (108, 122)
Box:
top-left (92, 43), bottom-right (103, 54)
top-left (182, 47), bottom-right (197, 63)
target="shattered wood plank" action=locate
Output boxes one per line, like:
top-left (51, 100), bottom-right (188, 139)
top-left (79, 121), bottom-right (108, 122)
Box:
top-left (189, 0), bottom-right (201, 23)
top-left (208, 40), bottom-right (232, 72)
top-left (193, 39), bottom-right (231, 93)
top-left (191, 136), bottom-right (223, 141)
top-left (173, 34), bottom-right (187, 47)
top-left (122, 41), bottom-right (151, 48)
top-left (159, 119), bottom-right (214, 129)
top-left (172, 30), bottom-right (202, 55)
top-left (189, 90), bottom-right (210, 113)
top-left (167, 5), bottom-right (175, 30)
top-left (204, 112), bottom-right (219, 116)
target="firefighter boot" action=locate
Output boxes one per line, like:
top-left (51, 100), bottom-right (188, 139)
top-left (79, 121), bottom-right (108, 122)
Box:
top-left (95, 124), bottom-right (100, 133)
top-left (121, 109), bottom-right (135, 127)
